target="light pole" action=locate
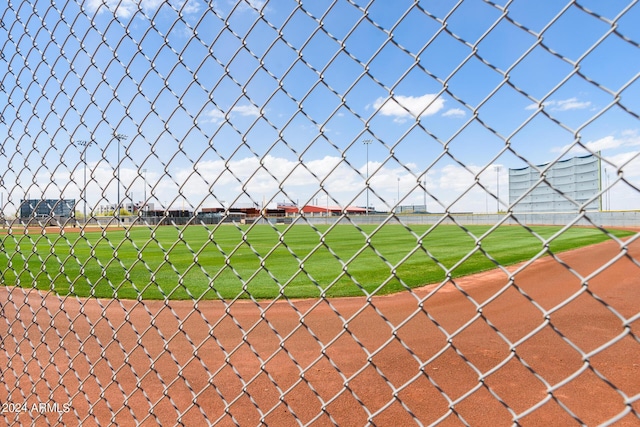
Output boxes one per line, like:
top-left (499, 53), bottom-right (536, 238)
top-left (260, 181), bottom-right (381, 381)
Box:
top-left (114, 133), bottom-right (128, 219)
top-left (76, 139), bottom-right (94, 223)
top-left (494, 165), bottom-right (502, 213)
top-left (363, 139), bottom-right (372, 215)
top-left (424, 177), bottom-right (427, 213)
top-left (397, 177), bottom-right (400, 214)
top-left (142, 168), bottom-right (147, 216)
top-left (605, 168), bottom-right (610, 211)
top-left (326, 191), bottom-right (329, 222)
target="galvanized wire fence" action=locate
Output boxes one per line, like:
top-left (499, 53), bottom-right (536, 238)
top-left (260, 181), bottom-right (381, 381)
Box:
top-left (2, 0), bottom-right (640, 425)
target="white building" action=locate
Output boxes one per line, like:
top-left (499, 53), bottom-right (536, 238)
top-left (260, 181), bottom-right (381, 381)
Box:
top-left (509, 154), bottom-right (601, 213)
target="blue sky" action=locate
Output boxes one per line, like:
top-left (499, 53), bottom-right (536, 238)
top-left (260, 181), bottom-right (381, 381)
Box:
top-left (1, 0), bottom-right (639, 215)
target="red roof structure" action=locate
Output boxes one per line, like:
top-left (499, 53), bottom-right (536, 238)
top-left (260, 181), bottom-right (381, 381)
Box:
top-left (277, 204), bottom-right (367, 215)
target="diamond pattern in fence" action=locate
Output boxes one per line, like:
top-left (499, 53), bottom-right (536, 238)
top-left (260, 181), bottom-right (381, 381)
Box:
top-left (1, 0), bottom-right (640, 425)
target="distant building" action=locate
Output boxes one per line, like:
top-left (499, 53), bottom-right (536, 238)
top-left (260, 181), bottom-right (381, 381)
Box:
top-left (396, 205), bottom-right (428, 214)
top-left (509, 154), bottom-right (601, 213)
top-left (277, 203), bottom-right (367, 216)
top-left (19, 199), bottom-right (76, 220)
top-left (125, 201), bottom-right (155, 215)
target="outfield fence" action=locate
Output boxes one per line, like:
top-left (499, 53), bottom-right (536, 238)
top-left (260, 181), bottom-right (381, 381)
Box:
top-left (2, 0), bottom-right (640, 425)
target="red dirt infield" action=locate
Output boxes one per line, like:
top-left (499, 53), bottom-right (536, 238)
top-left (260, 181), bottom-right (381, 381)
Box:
top-left (1, 236), bottom-right (639, 426)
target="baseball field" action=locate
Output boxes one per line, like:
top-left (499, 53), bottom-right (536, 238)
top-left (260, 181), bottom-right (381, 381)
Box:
top-left (0, 223), bottom-right (633, 300)
top-left (1, 231), bottom-right (638, 426)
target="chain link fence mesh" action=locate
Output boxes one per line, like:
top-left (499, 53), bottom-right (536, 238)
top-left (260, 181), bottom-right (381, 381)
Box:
top-left (2, 0), bottom-right (640, 425)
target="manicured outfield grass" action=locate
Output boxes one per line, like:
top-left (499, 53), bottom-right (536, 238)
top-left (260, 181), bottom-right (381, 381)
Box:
top-left (0, 224), bottom-right (633, 300)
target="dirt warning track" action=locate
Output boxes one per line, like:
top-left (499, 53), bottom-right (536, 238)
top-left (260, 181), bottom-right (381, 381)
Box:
top-left (1, 237), bottom-right (639, 426)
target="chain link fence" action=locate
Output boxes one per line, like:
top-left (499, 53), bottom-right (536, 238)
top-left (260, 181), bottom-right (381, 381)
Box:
top-left (2, 0), bottom-right (640, 425)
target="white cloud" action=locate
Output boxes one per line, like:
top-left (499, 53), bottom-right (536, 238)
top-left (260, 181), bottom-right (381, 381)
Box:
top-left (235, 0), bottom-right (266, 10)
top-left (372, 94), bottom-right (445, 123)
top-left (86, 0), bottom-right (200, 18)
top-left (179, 0), bottom-right (202, 14)
top-left (203, 109), bottom-right (225, 123)
top-left (442, 108), bottom-right (466, 118)
top-left (584, 135), bottom-right (623, 152)
top-left (602, 153), bottom-right (640, 209)
top-left (553, 130), bottom-right (640, 154)
top-left (232, 104), bottom-right (260, 117)
top-left (202, 105), bottom-right (261, 123)
top-left (84, 0), bottom-right (135, 18)
top-left (438, 164), bottom-right (476, 192)
top-left (553, 97), bottom-right (591, 111)
top-left (606, 152), bottom-right (640, 178)
top-left (525, 97), bottom-right (592, 112)
top-left (15, 155), bottom-right (537, 215)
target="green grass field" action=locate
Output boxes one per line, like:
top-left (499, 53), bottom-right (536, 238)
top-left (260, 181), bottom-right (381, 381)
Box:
top-left (0, 224), bottom-right (633, 300)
